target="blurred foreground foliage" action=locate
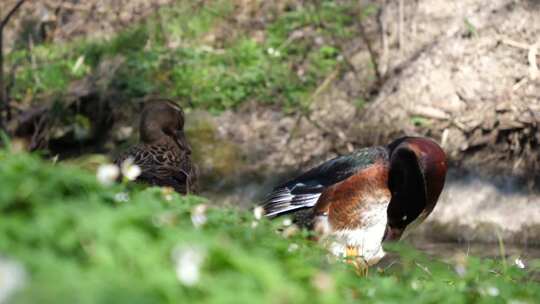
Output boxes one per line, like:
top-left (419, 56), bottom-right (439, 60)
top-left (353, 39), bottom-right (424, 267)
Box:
top-left (0, 148), bottom-right (539, 303)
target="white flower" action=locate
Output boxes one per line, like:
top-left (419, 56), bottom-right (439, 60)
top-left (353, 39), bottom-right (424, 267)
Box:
top-left (121, 158), bottom-right (141, 181)
top-left (191, 204), bottom-right (208, 228)
top-left (454, 264), bottom-right (467, 277)
top-left (514, 257), bottom-right (525, 269)
top-left (114, 192), bottom-right (129, 203)
top-left (453, 253), bottom-right (467, 277)
top-left (287, 243), bottom-right (299, 252)
top-left (282, 224), bottom-right (299, 238)
top-left (251, 221), bottom-right (259, 228)
top-left (411, 280), bottom-right (421, 290)
top-left (96, 164), bottom-right (120, 186)
top-left (282, 218), bottom-right (292, 226)
top-left (0, 256), bottom-right (26, 304)
top-left (483, 286), bottom-right (500, 297)
top-left (267, 47), bottom-right (281, 57)
top-left (161, 187), bottom-right (174, 201)
top-left (253, 206), bottom-right (264, 220)
top-left (172, 245), bottom-right (206, 286)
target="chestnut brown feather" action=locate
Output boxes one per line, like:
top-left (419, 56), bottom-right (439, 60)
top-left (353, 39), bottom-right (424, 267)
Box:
top-left (261, 136), bottom-right (447, 242)
top-left (385, 137), bottom-right (447, 240)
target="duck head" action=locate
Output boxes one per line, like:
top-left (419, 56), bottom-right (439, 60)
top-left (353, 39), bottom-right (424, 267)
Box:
top-left (139, 100), bottom-right (191, 153)
top-left (384, 136), bottom-right (447, 241)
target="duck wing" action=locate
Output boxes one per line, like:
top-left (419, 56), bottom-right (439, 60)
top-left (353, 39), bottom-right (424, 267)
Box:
top-left (262, 147), bottom-right (388, 217)
top-left (115, 143), bottom-right (197, 194)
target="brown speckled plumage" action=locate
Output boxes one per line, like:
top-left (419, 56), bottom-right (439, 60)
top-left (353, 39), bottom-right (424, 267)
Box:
top-left (115, 99), bottom-right (197, 194)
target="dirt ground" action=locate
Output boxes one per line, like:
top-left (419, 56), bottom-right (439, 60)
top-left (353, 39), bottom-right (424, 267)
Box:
top-left (210, 0), bottom-right (540, 181)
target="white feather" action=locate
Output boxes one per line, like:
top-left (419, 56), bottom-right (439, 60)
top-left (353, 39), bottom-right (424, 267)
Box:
top-left (317, 200), bottom-right (389, 265)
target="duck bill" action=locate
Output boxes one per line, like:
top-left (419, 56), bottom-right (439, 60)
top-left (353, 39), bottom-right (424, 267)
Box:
top-left (384, 226), bottom-right (403, 241)
top-left (174, 131), bottom-right (192, 154)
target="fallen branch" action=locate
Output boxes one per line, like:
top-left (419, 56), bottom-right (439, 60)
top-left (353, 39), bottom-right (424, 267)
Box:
top-left (528, 41), bottom-right (539, 80)
top-left (500, 37), bottom-right (540, 86)
top-left (358, 16), bottom-right (382, 85)
top-left (500, 38), bottom-right (530, 50)
top-left (284, 70), bottom-right (338, 146)
top-left (410, 105), bottom-right (450, 120)
top-left (376, 1), bottom-right (388, 76)
top-left (398, 0), bottom-right (404, 51)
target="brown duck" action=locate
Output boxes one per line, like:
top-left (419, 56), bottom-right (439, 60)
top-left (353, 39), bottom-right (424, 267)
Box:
top-left (115, 99), bottom-right (197, 194)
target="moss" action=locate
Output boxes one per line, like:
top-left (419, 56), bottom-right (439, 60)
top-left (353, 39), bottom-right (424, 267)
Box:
top-left (185, 112), bottom-right (244, 182)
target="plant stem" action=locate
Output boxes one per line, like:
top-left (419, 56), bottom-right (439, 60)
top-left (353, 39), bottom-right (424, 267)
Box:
top-left (0, 0), bottom-right (27, 133)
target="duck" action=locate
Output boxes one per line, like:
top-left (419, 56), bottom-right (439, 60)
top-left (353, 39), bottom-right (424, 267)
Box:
top-left (115, 99), bottom-right (197, 194)
top-left (261, 136), bottom-right (447, 266)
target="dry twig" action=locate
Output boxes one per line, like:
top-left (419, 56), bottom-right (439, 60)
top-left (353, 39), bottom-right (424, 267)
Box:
top-left (528, 41), bottom-right (539, 80)
top-left (0, 0), bottom-right (27, 132)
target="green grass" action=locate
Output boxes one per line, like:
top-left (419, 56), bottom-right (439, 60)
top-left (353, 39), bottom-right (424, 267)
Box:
top-left (0, 148), bottom-right (539, 304)
top-left (6, 0), bottom-right (378, 113)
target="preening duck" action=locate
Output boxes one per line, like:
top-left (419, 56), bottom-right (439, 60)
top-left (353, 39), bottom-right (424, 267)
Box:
top-left (261, 136), bottom-right (447, 265)
top-left (115, 99), bottom-right (197, 194)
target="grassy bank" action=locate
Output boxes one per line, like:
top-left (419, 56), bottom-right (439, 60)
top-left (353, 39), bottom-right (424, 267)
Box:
top-left (0, 148), bottom-right (539, 303)
top-left (6, 1), bottom-right (369, 113)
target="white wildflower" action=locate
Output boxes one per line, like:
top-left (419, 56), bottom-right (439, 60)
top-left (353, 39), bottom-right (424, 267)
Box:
top-left (172, 245), bottom-right (206, 286)
top-left (453, 253), bottom-right (467, 277)
top-left (191, 204), bottom-right (208, 228)
top-left (114, 192), bottom-right (129, 203)
top-left (514, 257), bottom-right (525, 269)
top-left (161, 187), bottom-right (175, 202)
top-left (267, 47), bottom-right (281, 57)
top-left (482, 286), bottom-right (499, 297)
top-left (251, 221), bottom-right (259, 228)
top-left (121, 158), bottom-right (142, 181)
top-left (454, 264), bottom-right (467, 277)
top-left (253, 206), bottom-right (264, 220)
top-left (411, 280), bottom-right (421, 290)
top-left (282, 218), bottom-right (292, 226)
top-left (287, 243), bottom-right (299, 252)
top-left (0, 256), bottom-right (26, 304)
top-left (96, 164), bottom-right (120, 186)
top-left (282, 224), bottom-right (299, 238)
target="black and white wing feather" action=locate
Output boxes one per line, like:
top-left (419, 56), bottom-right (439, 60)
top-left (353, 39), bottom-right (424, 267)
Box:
top-left (262, 147), bottom-right (388, 217)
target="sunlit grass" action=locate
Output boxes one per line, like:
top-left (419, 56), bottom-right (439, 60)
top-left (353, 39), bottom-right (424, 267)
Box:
top-left (5, 0), bottom-right (358, 113)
